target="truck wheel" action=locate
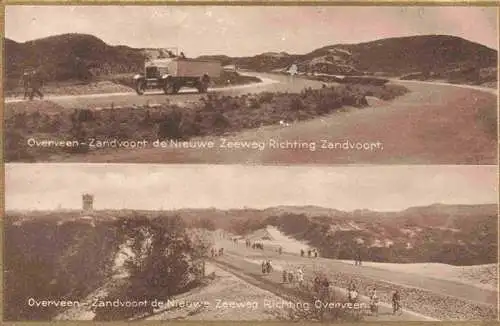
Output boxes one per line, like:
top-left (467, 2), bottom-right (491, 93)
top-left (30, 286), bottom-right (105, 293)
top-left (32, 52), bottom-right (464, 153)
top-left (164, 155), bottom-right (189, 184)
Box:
top-left (136, 80), bottom-right (146, 95)
top-left (164, 81), bottom-right (177, 95)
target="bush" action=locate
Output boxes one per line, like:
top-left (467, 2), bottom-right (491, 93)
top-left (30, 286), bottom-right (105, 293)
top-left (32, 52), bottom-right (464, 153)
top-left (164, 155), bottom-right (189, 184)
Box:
top-left (5, 82), bottom-right (410, 162)
top-left (94, 215), bottom-right (205, 320)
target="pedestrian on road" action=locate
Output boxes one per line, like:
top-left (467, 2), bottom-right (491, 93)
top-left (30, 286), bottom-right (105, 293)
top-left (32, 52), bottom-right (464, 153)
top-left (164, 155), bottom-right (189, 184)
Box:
top-left (266, 260), bottom-right (272, 273)
top-left (29, 69), bottom-right (44, 100)
top-left (282, 269), bottom-right (288, 283)
top-left (314, 275), bottom-right (321, 292)
top-left (369, 287), bottom-right (379, 316)
top-left (21, 69), bottom-right (32, 100)
top-left (300, 249), bottom-right (305, 257)
top-left (296, 267), bottom-right (304, 287)
top-left (392, 290), bottom-right (401, 315)
top-left (262, 260), bottom-right (267, 274)
top-left (348, 285), bottom-right (358, 304)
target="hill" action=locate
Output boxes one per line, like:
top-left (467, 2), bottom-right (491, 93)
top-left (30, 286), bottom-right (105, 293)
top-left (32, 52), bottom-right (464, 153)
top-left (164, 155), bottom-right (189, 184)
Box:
top-left (4, 33), bottom-right (146, 88)
top-left (6, 203), bottom-right (497, 266)
top-left (206, 35), bottom-right (498, 85)
top-left (5, 34), bottom-right (496, 88)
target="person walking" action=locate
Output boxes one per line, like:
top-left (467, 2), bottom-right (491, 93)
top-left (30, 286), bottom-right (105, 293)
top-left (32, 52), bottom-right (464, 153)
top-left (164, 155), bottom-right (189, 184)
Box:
top-left (369, 287), bottom-right (379, 316)
top-left (348, 283), bottom-right (358, 304)
top-left (296, 267), bottom-right (304, 287)
top-left (29, 69), bottom-right (44, 100)
top-left (392, 290), bottom-right (402, 315)
top-left (21, 69), bottom-right (32, 100)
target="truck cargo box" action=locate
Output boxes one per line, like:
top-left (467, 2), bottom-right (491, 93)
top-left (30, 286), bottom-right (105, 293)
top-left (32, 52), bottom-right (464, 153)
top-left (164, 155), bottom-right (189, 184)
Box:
top-left (166, 59), bottom-right (222, 78)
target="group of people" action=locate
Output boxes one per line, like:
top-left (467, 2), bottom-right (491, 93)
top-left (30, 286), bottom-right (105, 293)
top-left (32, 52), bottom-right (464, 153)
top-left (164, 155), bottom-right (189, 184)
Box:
top-left (210, 247), bottom-right (224, 257)
top-left (313, 274), bottom-right (331, 299)
top-left (21, 68), bottom-right (44, 100)
top-left (261, 260), bottom-right (273, 274)
top-left (282, 267), bottom-right (304, 285)
top-left (347, 282), bottom-right (402, 316)
top-left (250, 242), bottom-right (264, 250)
top-left (300, 248), bottom-right (318, 258)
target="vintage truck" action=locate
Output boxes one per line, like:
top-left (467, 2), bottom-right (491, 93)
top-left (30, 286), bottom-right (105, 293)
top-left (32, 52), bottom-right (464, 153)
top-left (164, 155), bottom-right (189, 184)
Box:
top-left (133, 57), bottom-right (222, 95)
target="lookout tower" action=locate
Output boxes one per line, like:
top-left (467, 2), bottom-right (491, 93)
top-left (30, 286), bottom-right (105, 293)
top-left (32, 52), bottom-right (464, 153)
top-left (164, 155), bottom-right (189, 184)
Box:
top-left (82, 193), bottom-right (94, 212)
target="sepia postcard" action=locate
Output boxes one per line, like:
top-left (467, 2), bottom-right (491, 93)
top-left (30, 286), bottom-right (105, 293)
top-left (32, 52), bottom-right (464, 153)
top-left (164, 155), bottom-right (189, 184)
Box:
top-left (2, 3), bottom-right (499, 325)
top-left (3, 5), bottom-right (498, 165)
top-left (3, 164), bottom-right (498, 321)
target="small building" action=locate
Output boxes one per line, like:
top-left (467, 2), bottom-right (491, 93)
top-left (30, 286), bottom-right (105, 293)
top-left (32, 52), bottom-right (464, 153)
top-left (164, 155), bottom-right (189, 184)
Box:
top-left (82, 193), bottom-right (94, 212)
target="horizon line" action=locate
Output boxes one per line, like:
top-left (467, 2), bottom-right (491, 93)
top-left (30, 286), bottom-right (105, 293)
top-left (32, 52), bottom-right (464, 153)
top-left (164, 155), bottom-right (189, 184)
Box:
top-left (4, 32), bottom-right (498, 58)
top-left (5, 201), bottom-right (498, 214)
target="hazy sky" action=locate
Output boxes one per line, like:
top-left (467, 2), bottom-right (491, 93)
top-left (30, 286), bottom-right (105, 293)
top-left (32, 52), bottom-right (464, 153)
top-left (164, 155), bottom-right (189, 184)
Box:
top-left (5, 164), bottom-right (497, 211)
top-left (5, 6), bottom-right (498, 57)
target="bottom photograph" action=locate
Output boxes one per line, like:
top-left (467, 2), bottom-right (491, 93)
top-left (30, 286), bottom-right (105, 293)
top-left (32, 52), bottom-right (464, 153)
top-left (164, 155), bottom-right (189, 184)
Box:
top-left (4, 164), bottom-right (498, 321)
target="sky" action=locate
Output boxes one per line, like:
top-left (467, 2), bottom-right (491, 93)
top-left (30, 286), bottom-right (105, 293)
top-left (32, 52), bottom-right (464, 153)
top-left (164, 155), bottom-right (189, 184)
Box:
top-left (5, 6), bottom-right (498, 57)
top-left (5, 164), bottom-right (497, 211)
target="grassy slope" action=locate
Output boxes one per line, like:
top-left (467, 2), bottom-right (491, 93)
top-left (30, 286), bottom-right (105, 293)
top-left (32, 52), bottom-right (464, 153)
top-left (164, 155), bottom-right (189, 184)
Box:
top-left (4, 83), bottom-right (409, 162)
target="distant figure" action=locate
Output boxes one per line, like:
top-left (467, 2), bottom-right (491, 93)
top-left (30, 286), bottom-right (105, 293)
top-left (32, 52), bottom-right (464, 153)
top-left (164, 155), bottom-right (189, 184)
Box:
top-left (296, 267), bottom-right (304, 286)
top-left (355, 249), bottom-right (362, 266)
top-left (314, 275), bottom-right (321, 292)
top-left (300, 249), bottom-right (305, 257)
top-left (262, 260), bottom-right (267, 274)
top-left (320, 277), bottom-right (330, 299)
top-left (307, 249), bottom-right (312, 258)
top-left (21, 69), bottom-right (32, 99)
top-left (29, 69), bottom-right (44, 100)
top-left (282, 269), bottom-right (288, 283)
top-left (219, 248), bottom-right (224, 256)
top-left (314, 250), bottom-right (318, 258)
top-left (180, 52), bottom-right (186, 59)
top-left (287, 270), bottom-right (295, 283)
top-left (266, 260), bottom-right (272, 273)
top-left (392, 290), bottom-right (401, 315)
top-left (278, 246), bottom-right (283, 255)
top-left (348, 284), bottom-right (358, 304)
top-left (369, 288), bottom-right (379, 316)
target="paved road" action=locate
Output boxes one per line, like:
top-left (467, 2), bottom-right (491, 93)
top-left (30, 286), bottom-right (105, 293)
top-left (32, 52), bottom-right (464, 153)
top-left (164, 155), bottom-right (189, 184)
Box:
top-left (205, 239), bottom-right (497, 320)
top-left (217, 239), bottom-right (497, 308)
top-left (210, 253), bottom-right (436, 321)
top-left (7, 73), bottom-right (497, 164)
top-left (5, 72), bottom-right (325, 109)
top-left (43, 74), bottom-right (496, 165)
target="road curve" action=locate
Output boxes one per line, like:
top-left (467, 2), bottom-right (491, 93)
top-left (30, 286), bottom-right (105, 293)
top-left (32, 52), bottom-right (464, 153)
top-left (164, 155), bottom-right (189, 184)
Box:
top-left (5, 72), bottom-right (325, 109)
top-left (7, 73), bottom-right (497, 164)
top-left (210, 253), bottom-right (436, 321)
top-left (212, 238), bottom-right (496, 321)
top-left (48, 73), bottom-right (497, 165)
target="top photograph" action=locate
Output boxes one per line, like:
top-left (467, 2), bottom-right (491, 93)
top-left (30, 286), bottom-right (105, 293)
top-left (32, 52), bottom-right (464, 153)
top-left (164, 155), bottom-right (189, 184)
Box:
top-left (4, 6), bottom-right (498, 165)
